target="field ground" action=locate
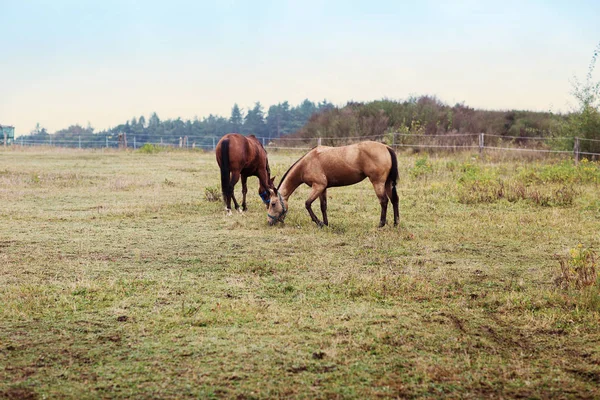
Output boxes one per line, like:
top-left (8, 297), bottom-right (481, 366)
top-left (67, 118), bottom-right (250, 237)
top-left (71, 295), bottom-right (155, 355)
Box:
top-left (1, 147), bottom-right (599, 399)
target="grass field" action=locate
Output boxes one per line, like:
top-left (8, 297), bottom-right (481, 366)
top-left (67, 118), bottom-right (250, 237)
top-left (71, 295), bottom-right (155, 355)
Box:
top-left (1, 147), bottom-right (599, 399)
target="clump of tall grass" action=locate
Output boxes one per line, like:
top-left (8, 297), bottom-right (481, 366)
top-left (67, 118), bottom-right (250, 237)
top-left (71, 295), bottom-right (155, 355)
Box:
top-left (457, 162), bottom-right (578, 206)
top-left (137, 144), bottom-right (164, 154)
top-left (204, 186), bottom-right (220, 202)
top-left (458, 179), bottom-right (577, 206)
top-left (555, 245), bottom-right (599, 311)
top-left (517, 159), bottom-right (600, 185)
top-left (409, 156), bottom-right (434, 179)
top-left (556, 245), bottom-right (598, 289)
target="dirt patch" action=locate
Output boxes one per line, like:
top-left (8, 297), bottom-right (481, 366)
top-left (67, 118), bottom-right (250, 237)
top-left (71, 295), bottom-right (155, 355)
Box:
top-left (566, 367), bottom-right (600, 383)
top-left (440, 312), bottom-right (466, 333)
top-left (0, 388), bottom-right (38, 400)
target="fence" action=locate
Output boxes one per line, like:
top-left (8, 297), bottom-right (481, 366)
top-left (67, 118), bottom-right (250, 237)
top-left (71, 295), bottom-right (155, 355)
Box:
top-left (7, 133), bottom-right (600, 161)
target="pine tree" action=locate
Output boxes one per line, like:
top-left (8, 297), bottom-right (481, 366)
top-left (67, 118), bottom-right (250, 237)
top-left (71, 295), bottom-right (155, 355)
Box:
top-left (230, 104), bottom-right (244, 133)
top-left (243, 102), bottom-right (267, 136)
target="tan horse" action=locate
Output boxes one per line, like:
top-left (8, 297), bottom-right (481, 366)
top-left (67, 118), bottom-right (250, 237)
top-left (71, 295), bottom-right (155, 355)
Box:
top-left (267, 141), bottom-right (399, 227)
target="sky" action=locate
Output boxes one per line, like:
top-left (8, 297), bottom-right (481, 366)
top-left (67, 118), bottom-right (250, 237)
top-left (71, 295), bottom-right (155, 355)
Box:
top-left (1, 0), bottom-right (599, 136)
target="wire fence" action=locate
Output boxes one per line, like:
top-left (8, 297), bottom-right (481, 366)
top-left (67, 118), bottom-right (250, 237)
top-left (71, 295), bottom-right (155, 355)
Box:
top-left (5, 132), bottom-right (600, 161)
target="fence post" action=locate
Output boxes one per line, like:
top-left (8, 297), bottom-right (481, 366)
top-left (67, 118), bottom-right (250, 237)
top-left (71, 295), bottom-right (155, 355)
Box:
top-left (79, 135), bottom-right (81, 149)
top-left (479, 133), bottom-right (484, 157)
top-left (3, 130), bottom-right (6, 147)
top-left (106, 136), bottom-right (108, 148)
top-left (318, 137), bottom-right (322, 146)
top-left (574, 137), bottom-right (580, 165)
top-left (160, 138), bottom-right (163, 146)
top-left (133, 136), bottom-right (136, 149)
top-left (262, 137), bottom-right (265, 147)
top-left (212, 137), bottom-right (216, 150)
top-left (21, 136), bottom-right (24, 146)
top-left (392, 132), bottom-right (395, 148)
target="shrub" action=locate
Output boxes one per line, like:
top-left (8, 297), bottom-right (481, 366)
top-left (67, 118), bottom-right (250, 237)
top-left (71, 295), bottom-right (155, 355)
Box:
top-left (410, 156), bottom-right (433, 179)
top-left (138, 144), bottom-right (163, 154)
top-left (457, 167), bottom-right (578, 206)
top-left (560, 42), bottom-right (600, 155)
top-left (555, 245), bottom-right (600, 311)
top-left (517, 160), bottom-right (600, 185)
top-left (205, 186), bottom-right (220, 202)
top-left (556, 245), bottom-right (598, 289)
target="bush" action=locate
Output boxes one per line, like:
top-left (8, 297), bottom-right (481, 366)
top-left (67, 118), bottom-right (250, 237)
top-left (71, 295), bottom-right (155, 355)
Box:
top-left (457, 164), bottom-right (578, 206)
top-left (205, 186), bottom-right (220, 202)
top-left (138, 144), bottom-right (163, 154)
top-left (517, 160), bottom-right (600, 185)
top-left (555, 245), bottom-right (599, 311)
top-left (561, 42), bottom-right (600, 156)
top-left (556, 245), bottom-right (598, 289)
top-left (410, 156), bottom-right (433, 179)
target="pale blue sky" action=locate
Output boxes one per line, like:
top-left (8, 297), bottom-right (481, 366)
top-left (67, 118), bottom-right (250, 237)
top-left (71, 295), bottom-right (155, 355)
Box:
top-left (1, 0), bottom-right (599, 135)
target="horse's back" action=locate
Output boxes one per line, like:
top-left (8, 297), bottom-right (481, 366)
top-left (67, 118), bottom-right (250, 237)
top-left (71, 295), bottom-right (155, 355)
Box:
top-left (356, 141), bottom-right (393, 173)
top-left (216, 133), bottom-right (267, 172)
top-left (306, 142), bottom-right (392, 186)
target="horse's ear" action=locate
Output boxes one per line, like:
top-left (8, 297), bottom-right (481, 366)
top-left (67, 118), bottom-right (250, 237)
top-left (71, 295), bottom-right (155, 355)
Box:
top-left (269, 176), bottom-right (276, 188)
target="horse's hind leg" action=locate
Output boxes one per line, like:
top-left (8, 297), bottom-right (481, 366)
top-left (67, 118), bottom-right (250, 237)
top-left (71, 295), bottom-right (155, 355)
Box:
top-left (385, 184), bottom-right (399, 226)
top-left (319, 190), bottom-right (328, 226)
top-left (305, 184), bottom-right (326, 227)
top-left (241, 175), bottom-right (248, 211)
top-left (229, 171), bottom-right (241, 212)
top-left (371, 180), bottom-right (389, 228)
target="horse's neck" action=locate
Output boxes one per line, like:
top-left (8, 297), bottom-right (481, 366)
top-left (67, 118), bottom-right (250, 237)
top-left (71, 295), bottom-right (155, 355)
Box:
top-left (280, 165), bottom-right (303, 200)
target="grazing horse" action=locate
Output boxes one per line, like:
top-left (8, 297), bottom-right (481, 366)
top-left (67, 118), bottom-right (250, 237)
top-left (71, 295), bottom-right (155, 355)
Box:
top-left (216, 133), bottom-right (273, 215)
top-left (267, 141), bottom-right (399, 227)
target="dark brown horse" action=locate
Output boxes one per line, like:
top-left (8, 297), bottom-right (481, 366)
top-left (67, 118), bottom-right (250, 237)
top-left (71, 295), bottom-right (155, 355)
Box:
top-left (216, 133), bottom-right (273, 215)
top-left (267, 141), bottom-right (399, 227)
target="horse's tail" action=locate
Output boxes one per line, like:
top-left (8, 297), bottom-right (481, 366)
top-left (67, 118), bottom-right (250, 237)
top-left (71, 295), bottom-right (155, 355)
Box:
top-left (220, 139), bottom-right (230, 199)
top-left (386, 147), bottom-right (399, 204)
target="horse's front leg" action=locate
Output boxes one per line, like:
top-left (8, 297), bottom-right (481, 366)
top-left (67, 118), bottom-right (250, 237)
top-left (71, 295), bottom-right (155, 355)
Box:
top-left (241, 175), bottom-right (248, 211)
top-left (305, 185), bottom-right (326, 227)
top-left (319, 190), bottom-right (328, 226)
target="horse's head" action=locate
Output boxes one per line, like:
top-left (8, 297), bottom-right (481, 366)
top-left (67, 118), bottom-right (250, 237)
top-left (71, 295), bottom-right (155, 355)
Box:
top-left (259, 176), bottom-right (276, 208)
top-left (267, 187), bottom-right (287, 226)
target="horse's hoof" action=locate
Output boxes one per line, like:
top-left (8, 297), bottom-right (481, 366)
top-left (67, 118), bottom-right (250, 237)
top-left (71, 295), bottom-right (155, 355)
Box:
top-left (226, 209), bottom-right (232, 216)
top-left (238, 208), bottom-right (244, 214)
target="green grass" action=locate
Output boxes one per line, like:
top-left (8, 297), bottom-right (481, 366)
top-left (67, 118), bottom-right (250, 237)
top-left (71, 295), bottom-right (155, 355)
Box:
top-left (1, 147), bottom-right (599, 399)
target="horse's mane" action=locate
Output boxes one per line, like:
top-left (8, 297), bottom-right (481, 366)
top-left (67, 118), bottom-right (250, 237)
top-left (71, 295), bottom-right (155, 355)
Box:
top-left (248, 134), bottom-right (271, 176)
top-left (277, 147), bottom-right (315, 190)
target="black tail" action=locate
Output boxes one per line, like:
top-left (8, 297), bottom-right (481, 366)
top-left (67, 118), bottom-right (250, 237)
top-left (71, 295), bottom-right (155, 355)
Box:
top-left (386, 147), bottom-right (399, 204)
top-left (220, 139), bottom-right (230, 200)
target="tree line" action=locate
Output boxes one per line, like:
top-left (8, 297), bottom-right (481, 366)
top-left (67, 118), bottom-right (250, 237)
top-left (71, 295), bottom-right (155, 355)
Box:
top-left (21, 96), bottom-right (598, 155)
top-left (290, 44), bottom-right (600, 155)
top-left (22, 99), bottom-right (335, 148)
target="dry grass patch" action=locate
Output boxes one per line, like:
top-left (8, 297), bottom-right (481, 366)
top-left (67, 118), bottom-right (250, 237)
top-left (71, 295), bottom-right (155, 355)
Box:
top-left (0, 148), bottom-right (599, 398)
